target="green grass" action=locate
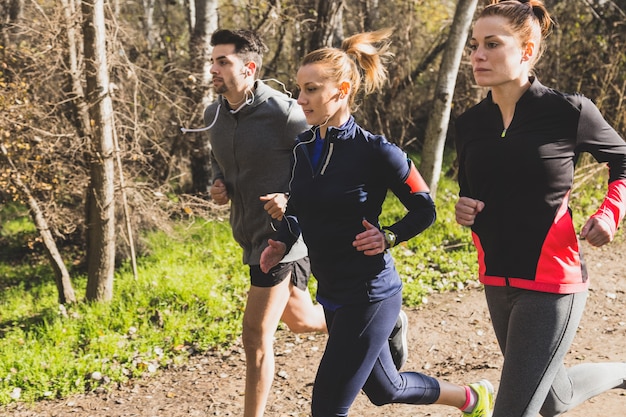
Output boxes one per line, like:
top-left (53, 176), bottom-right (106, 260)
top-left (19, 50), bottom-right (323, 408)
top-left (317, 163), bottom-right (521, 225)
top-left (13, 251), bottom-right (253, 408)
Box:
top-left (0, 218), bottom-right (250, 404)
top-left (0, 158), bottom-right (615, 405)
top-left (380, 173), bottom-right (480, 305)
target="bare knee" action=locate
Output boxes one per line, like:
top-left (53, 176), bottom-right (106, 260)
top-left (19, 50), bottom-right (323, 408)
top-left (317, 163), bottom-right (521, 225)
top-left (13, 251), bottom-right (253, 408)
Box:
top-left (242, 317), bottom-right (272, 354)
top-left (284, 315), bottom-right (326, 334)
top-left (282, 293), bottom-right (326, 334)
top-left (284, 314), bottom-right (319, 333)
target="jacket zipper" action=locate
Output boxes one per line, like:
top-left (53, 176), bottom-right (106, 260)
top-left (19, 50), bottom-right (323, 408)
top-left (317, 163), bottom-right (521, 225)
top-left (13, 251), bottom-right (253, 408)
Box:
top-left (319, 142), bottom-right (334, 175)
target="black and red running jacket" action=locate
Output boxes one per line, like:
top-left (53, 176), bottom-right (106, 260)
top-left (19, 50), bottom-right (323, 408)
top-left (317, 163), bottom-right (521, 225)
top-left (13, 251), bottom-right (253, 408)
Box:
top-left (455, 78), bottom-right (626, 294)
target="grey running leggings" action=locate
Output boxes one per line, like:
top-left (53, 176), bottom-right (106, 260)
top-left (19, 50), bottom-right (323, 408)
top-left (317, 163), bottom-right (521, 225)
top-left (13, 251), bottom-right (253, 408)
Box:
top-left (485, 286), bottom-right (626, 417)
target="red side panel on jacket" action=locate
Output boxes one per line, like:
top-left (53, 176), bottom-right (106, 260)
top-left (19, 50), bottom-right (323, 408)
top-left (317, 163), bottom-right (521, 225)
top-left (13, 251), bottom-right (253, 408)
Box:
top-left (405, 162), bottom-right (430, 193)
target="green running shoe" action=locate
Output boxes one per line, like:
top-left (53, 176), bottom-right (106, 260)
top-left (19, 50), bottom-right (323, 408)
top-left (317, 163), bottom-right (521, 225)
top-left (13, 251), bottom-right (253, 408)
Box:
top-left (462, 379), bottom-right (494, 417)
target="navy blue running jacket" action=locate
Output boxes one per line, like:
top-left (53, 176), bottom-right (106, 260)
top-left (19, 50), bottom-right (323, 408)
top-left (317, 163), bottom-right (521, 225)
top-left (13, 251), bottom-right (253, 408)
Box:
top-left (275, 116), bottom-right (436, 307)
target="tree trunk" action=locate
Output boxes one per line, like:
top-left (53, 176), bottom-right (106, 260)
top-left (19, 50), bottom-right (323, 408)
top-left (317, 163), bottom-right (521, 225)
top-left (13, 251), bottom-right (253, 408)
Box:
top-left (187, 0), bottom-right (218, 195)
top-left (419, 0), bottom-right (478, 198)
top-left (0, 143), bottom-right (77, 304)
top-left (82, 0), bottom-right (116, 302)
top-left (142, 0), bottom-right (157, 50)
top-left (1, 0), bottom-right (24, 48)
top-left (363, 0), bottom-right (379, 32)
top-left (61, 0), bottom-right (91, 140)
top-left (309, 0), bottom-right (345, 50)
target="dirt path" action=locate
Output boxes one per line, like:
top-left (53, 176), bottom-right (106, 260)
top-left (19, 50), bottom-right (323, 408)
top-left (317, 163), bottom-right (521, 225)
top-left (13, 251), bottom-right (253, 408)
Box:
top-left (3, 238), bottom-right (625, 417)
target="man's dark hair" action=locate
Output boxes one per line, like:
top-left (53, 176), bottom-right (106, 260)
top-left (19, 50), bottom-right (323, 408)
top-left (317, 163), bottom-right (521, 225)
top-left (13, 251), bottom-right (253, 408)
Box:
top-left (210, 29), bottom-right (268, 75)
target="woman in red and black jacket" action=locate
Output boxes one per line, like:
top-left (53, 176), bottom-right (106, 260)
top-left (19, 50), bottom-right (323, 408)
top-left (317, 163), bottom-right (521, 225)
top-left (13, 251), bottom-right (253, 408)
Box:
top-left (455, 1), bottom-right (626, 416)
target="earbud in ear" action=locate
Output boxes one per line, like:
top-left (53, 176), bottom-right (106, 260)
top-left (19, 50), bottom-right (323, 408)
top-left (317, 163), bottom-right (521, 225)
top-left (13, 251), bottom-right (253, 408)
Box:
top-left (340, 82), bottom-right (349, 95)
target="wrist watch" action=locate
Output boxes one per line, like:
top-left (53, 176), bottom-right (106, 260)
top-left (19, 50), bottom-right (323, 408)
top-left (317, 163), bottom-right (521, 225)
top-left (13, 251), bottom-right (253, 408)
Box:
top-left (382, 228), bottom-right (397, 249)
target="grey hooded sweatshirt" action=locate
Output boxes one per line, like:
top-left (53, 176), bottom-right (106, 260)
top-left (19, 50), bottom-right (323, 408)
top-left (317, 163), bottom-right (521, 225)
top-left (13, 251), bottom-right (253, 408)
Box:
top-left (205, 80), bottom-right (309, 265)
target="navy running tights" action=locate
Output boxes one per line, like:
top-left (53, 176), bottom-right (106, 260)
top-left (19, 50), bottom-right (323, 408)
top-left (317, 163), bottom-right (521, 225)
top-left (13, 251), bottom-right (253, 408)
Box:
top-left (485, 286), bottom-right (626, 417)
top-left (311, 291), bottom-right (440, 417)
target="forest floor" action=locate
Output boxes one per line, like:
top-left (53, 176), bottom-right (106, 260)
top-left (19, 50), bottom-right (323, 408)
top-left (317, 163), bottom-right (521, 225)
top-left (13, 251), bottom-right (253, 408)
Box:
top-left (3, 237), bottom-right (625, 417)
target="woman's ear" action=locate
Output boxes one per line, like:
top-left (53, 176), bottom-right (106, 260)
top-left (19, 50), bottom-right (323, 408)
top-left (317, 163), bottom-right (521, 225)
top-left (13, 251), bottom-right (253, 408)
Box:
top-left (522, 40), bottom-right (536, 62)
top-left (338, 81), bottom-right (350, 98)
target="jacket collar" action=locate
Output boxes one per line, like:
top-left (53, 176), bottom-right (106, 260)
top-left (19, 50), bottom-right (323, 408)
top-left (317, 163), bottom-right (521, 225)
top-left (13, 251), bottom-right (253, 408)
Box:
top-left (300, 116), bottom-right (357, 142)
top-left (329, 116), bottom-right (357, 140)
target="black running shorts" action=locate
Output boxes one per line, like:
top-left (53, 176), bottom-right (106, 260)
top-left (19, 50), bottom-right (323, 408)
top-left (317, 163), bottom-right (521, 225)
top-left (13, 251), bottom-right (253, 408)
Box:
top-left (249, 256), bottom-right (311, 291)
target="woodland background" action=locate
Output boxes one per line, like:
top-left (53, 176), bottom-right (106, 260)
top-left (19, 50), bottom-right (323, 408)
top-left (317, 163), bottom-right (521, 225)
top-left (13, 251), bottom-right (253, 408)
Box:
top-left (0, 0), bottom-right (625, 303)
